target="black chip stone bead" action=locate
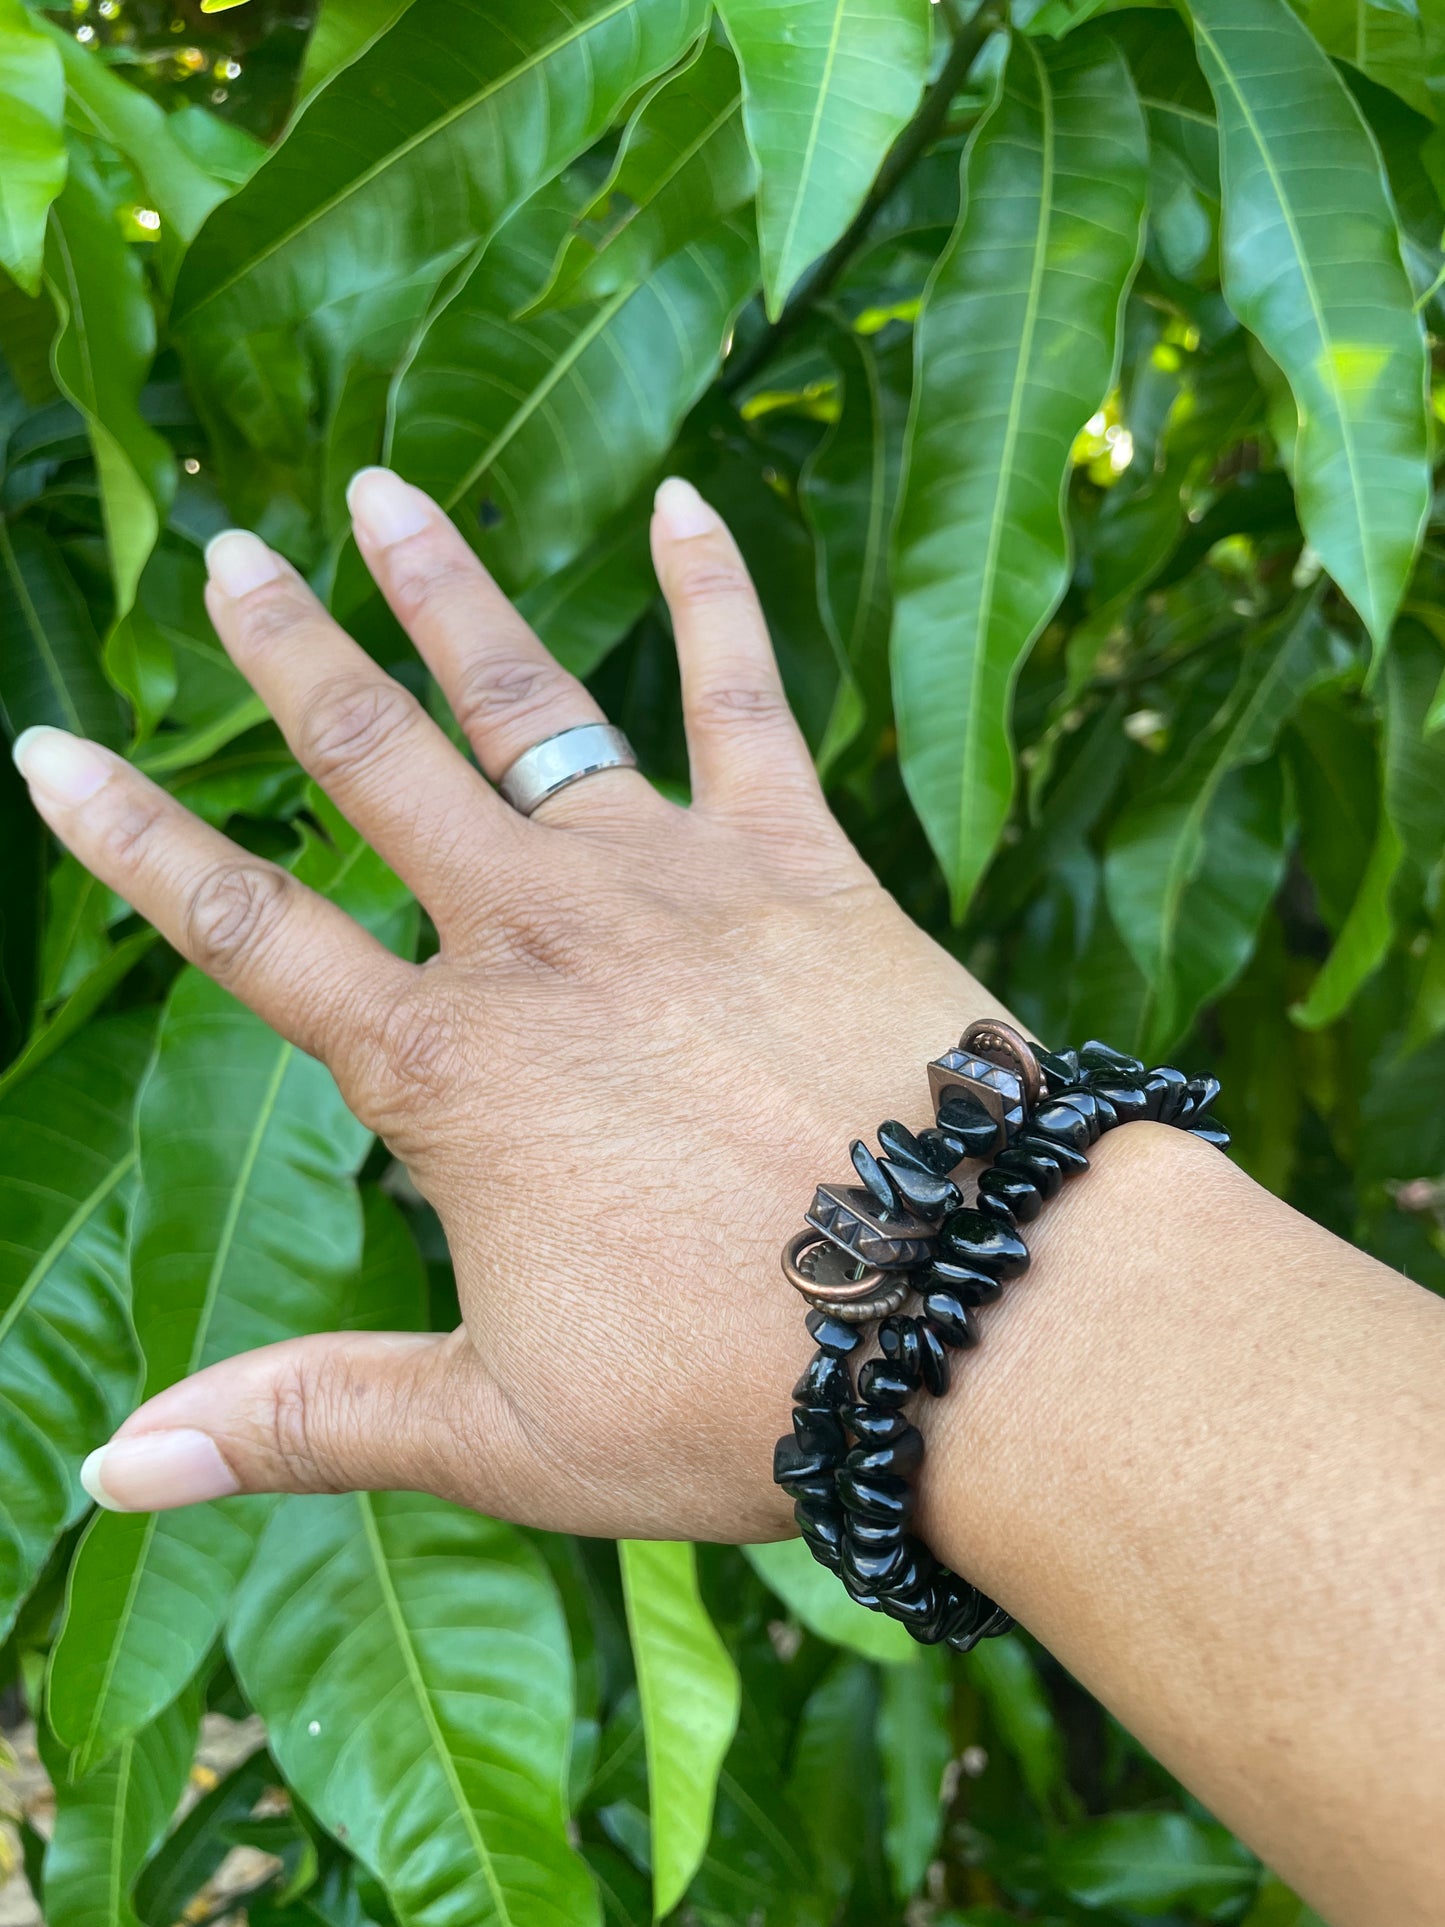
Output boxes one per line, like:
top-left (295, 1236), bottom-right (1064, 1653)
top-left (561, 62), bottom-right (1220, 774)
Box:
top-left (917, 1126), bottom-right (970, 1172)
top-left (857, 1358), bottom-right (918, 1407)
top-left (1019, 1128), bottom-right (1089, 1175)
top-left (922, 1289), bottom-right (981, 1349)
top-left (787, 1472), bottom-right (839, 1509)
top-left (873, 1545), bottom-right (934, 1601)
top-left (886, 1583), bottom-right (950, 1642)
top-left (796, 1503), bottom-right (845, 1571)
top-left (793, 1405), bottom-right (847, 1459)
top-left (974, 1191), bottom-right (1018, 1229)
top-left (878, 1315), bottom-right (922, 1379)
top-left (842, 1534), bottom-right (911, 1589)
top-left (996, 1143), bottom-right (1063, 1200)
top-left (879, 1157), bottom-right (961, 1218)
top-left (847, 1404), bottom-right (913, 1446)
top-left (1079, 1039), bottom-right (1145, 1078)
top-left (839, 1565), bottom-right (883, 1609)
top-left (1029, 1099), bottom-right (1092, 1152)
top-left (1049, 1088), bottom-right (1107, 1143)
top-left (773, 1439), bottom-right (834, 1486)
top-left (938, 1207), bottom-right (1030, 1278)
top-left (935, 1090), bottom-right (1002, 1158)
top-left (847, 1515), bottom-right (906, 1551)
top-left (925, 1258), bottom-right (1003, 1306)
top-left (1189, 1117), bottom-right (1230, 1150)
top-left (975, 1604), bottom-right (1017, 1640)
top-left (804, 1308), bottom-right (863, 1357)
top-left (793, 1351), bottom-right (852, 1408)
top-left (1038, 1047), bottom-right (1080, 1091)
top-left (1142, 1065), bottom-right (1187, 1121)
top-left (917, 1319), bottom-right (951, 1395)
top-left (877, 1117), bottom-right (952, 1176)
top-left (845, 1425), bottom-right (924, 1478)
top-left (836, 1467), bottom-right (915, 1525)
top-left (1089, 1080), bottom-right (1148, 1125)
top-left (849, 1138), bottom-right (897, 1215)
top-left (1180, 1073), bottom-right (1222, 1123)
top-left (977, 1166), bottom-right (1043, 1223)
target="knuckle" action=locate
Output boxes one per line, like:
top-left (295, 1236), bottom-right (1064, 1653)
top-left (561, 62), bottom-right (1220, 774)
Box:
top-left (691, 680), bottom-right (789, 731)
top-left (230, 580), bottom-right (319, 650)
top-left (671, 552), bottom-right (755, 611)
top-left (372, 976), bottom-right (471, 1109)
top-left (297, 675), bottom-right (419, 782)
top-left (451, 655), bottom-right (571, 736)
top-left (384, 546), bottom-right (480, 626)
top-left (93, 790), bottom-right (170, 872)
top-left (185, 861), bottom-right (293, 976)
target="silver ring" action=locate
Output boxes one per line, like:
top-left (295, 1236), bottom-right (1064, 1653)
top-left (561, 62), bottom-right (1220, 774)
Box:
top-left (497, 723), bottom-right (638, 816)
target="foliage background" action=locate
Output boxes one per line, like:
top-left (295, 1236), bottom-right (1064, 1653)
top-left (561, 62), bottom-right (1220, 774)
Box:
top-left (2, 0), bottom-right (1443, 1921)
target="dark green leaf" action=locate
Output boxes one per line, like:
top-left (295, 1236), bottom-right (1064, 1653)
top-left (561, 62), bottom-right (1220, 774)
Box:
top-left (1047, 1810), bottom-right (1257, 1916)
top-left (892, 30), bottom-right (1148, 914)
top-left (1307, 0), bottom-right (1432, 118)
top-left (878, 1648), bottom-right (950, 1900)
top-left (784, 1654), bottom-right (876, 1905)
top-left (133, 1743), bottom-right (274, 1927)
top-left (0, 518), bottom-right (122, 744)
top-left (964, 1637), bottom-right (1067, 1818)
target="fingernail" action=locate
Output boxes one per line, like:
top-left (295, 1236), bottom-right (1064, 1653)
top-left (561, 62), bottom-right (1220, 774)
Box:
top-left (347, 467), bottom-right (434, 548)
top-left (205, 529), bottom-right (282, 598)
top-left (12, 726), bottom-right (114, 806)
top-left (80, 1430), bottom-right (241, 1513)
top-left (653, 476), bottom-right (719, 540)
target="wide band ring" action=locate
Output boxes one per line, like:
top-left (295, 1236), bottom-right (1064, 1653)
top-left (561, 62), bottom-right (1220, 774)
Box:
top-left (497, 722), bottom-right (638, 816)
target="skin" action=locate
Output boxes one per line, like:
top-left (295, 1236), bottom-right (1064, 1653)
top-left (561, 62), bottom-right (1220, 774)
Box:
top-left (13, 469), bottom-right (1445, 1927)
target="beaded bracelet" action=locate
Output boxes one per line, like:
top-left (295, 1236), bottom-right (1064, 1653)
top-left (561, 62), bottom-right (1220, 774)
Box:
top-left (772, 1022), bottom-right (1228, 1652)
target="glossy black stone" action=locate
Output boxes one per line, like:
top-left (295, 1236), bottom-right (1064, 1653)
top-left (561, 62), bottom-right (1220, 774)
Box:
top-left (792, 1351), bottom-right (852, 1408)
top-left (975, 1191), bottom-right (1018, 1229)
top-left (917, 1320), bottom-right (951, 1396)
top-left (795, 1501), bottom-right (844, 1571)
top-left (996, 1143), bottom-right (1063, 1199)
top-left (845, 1425), bottom-right (923, 1478)
top-left (850, 1137), bottom-right (897, 1215)
top-left (1050, 1087), bottom-right (1106, 1143)
top-left (938, 1207), bottom-right (1030, 1278)
top-left (793, 1405), bottom-right (846, 1459)
top-left (925, 1258), bottom-right (1003, 1305)
top-left (1039, 1047), bottom-right (1081, 1091)
top-left (857, 1358), bottom-right (917, 1407)
top-left (1091, 1080), bottom-right (1147, 1125)
top-left (936, 1089), bottom-right (1003, 1157)
top-left (938, 1580), bottom-right (988, 1643)
top-left (1029, 1099), bottom-right (1092, 1151)
top-left (841, 1534), bottom-right (910, 1589)
top-left (804, 1308), bottom-right (863, 1357)
top-left (1181, 1073), bottom-right (1222, 1122)
top-left (846, 1514), bottom-right (905, 1550)
top-left (1143, 1065), bottom-right (1187, 1121)
top-left (839, 1564), bottom-right (882, 1609)
top-left (1079, 1039), bottom-right (1145, 1077)
top-left (1020, 1128), bottom-right (1089, 1175)
top-left (773, 1437), bottom-right (833, 1485)
top-left (785, 1472), bottom-right (837, 1508)
top-left (1189, 1117), bottom-right (1230, 1150)
top-left (977, 1166), bottom-right (1043, 1223)
top-left (884, 1583), bottom-right (949, 1641)
top-left (878, 1315), bottom-right (922, 1379)
top-left (847, 1404), bottom-right (912, 1446)
top-left (976, 1603), bottom-right (1016, 1639)
top-left (878, 1117), bottom-right (951, 1177)
top-left (873, 1546), bottom-right (933, 1599)
top-left (879, 1158), bottom-right (961, 1218)
top-left (922, 1289), bottom-right (980, 1349)
top-left (835, 1468), bottom-right (915, 1525)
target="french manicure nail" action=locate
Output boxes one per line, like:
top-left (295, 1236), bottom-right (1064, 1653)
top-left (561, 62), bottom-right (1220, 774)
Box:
top-left (653, 475), bottom-right (719, 541)
top-left (12, 726), bottom-right (114, 806)
top-left (80, 1430), bottom-right (242, 1513)
top-left (346, 466), bottom-right (434, 548)
top-left (205, 529), bottom-right (282, 598)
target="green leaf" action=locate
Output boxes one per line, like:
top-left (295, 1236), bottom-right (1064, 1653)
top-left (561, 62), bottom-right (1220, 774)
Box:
top-left (1183, 0), bottom-right (1430, 648)
top-left (173, 0), bottom-right (710, 470)
top-left (386, 184), bottom-right (756, 596)
top-left (618, 1540), bottom-right (740, 1918)
top-left (1104, 602), bottom-right (1343, 1053)
top-left (231, 1491), bottom-right (600, 1927)
top-left (1291, 814), bottom-right (1401, 1028)
top-left (963, 1637), bottom-right (1066, 1817)
top-left (514, 496), bottom-right (655, 679)
top-left (1047, 1810), bottom-right (1257, 1917)
top-left (742, 1539), bottom-right (917, 1663)
top-left (0, 517), bottom-right (123, 745)
top-left (784, 1654), bottom-right (875, 1905)
top-left (44, 146), bottom-right (173, 631)
top-left (0, 0), bottom-right (67, 296)
top-left (0, 1014), bottom-right (151, 1642)
top-left (530, 36), bottom-right (755, 313)
top-left (42, 1690), bottom-right (198, 1927)
top-left (891, 30), bottom-right (1148, 915)
top-left (878, 1648), bottom-right (950, 1900)
top-left (133, 1743), bottom-right (273, 1927)
top-left (716, 0), bottom-right (932, 315)
top-left (1382, 618), bottom-right (1445, 870)
top-left (299, 0), bottom-right (416, 102)
top-left (1307, 0), bottom-right (1432, 118)
top-left (46, 823), bottom-right (414, 1773)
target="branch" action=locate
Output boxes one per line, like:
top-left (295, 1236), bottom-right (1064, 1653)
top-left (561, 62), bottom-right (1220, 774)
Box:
top-left (722, 13), bottom-right (996, 396)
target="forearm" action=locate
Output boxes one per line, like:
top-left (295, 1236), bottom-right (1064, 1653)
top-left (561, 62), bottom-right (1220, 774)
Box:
top-left (913, 1117), bottom-right (1445, 1926)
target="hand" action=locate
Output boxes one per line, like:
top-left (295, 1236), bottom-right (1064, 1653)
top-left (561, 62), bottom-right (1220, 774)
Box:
top-left (15, 470), bottom-right (1008, 1543)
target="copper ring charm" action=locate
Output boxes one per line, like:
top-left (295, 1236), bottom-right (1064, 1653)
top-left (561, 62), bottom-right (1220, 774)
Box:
top-left (783, 1229), bottom-right (887, 1305)
top-left (959, 1018), bottom-right (1046, 1107)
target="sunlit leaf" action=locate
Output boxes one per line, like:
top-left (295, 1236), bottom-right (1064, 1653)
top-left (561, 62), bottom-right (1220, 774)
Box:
top-left (0, 0), bottom-right (67, 296)
top-left (743, 1539), bottom-right (917, 1663)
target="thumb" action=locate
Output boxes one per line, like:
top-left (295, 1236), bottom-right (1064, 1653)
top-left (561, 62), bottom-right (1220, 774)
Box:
top-left (79, 1331), bottom-right (517, 1512)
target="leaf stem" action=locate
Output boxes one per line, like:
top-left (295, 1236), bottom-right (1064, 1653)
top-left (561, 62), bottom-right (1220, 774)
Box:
top-left (722, 12), bottom-right (996, 394)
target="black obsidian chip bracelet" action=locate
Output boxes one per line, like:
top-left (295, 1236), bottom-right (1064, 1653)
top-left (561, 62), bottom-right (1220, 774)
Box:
top-left (773, 1021), bottom-right (1229, 1652)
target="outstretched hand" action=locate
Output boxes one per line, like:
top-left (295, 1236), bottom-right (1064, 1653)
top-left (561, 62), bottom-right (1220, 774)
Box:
top-left (15, 469), bottom-right (1007, 1541)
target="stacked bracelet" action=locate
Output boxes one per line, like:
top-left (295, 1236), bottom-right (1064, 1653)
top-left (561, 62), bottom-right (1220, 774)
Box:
top-left (772, 1021), bottom-right (1228, 1652)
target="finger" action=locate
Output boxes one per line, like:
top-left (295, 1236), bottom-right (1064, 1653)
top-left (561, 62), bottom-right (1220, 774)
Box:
top-left (77, 1331), bottom-right (527, 1510)
top-left (12, 726), bottom-right (411, 1067)
top-left (203, 528), bottom-right (522, 921)
top-left (650, 477), bottom-right (823, 817)
top-left (346, 468), bottom-right (654, 824)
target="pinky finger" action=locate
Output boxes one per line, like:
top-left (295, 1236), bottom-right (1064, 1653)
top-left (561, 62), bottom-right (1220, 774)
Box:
top-left (12, 726), bottom-right (412, 1071)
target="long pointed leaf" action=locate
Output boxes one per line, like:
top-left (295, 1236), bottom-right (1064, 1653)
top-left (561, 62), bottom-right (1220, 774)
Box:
top-left (1184, 0), bottom-right (1430, 648)
top-left (231, 1491), bottom-right (599, 1927)
top-left (0, 0), bottom-right (67, 295)
top-left (891, 30), bottom-right (1147, 914)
